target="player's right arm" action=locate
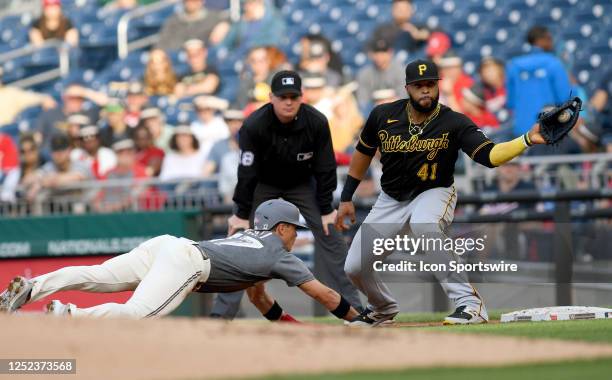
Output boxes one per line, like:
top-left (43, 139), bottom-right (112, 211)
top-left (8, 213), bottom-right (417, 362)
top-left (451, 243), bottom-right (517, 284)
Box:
top-left (298, 279), bottom-right (359, 321)
top-left (335, 107), bottom-right (380, 231)
top-left (247, 281), bottom-right (301, 323)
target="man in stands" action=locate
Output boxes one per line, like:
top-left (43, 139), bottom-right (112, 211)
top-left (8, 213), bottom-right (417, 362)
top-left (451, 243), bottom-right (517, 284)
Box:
top-left (156, 0), bottom-right (228, 51)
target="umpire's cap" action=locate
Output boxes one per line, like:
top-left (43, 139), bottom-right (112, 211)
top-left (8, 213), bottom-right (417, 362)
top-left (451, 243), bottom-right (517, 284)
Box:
top-left (271, 70), bottom-right (302, 97)
top-left (253, 199), bottom-right (308, 231)
top-left (405, 59), bottom-right (440, 85)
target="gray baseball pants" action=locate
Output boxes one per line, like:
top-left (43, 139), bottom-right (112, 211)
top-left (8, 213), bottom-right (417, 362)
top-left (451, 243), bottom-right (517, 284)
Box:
top-left (344, 185), bottom-right (487, 317)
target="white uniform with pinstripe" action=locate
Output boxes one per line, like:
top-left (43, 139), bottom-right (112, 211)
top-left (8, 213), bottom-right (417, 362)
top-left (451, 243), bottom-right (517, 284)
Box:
top-left (28, 235), bottom-right (210, 318)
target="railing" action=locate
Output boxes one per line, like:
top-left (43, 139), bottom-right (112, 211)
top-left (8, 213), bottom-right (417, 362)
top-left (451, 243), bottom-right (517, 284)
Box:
top-left (116, 0), bottom-right (237, 59)
top-left (0, 39), bottom-right (70, 88)
top-left (117, 0), bottom-right (180, 60)
top-left (0, 176), bottom-right (224, 217)
top-left (464, 152), bottom-right (612, 192)
top-left (0, 0), bottom-right (38, 18)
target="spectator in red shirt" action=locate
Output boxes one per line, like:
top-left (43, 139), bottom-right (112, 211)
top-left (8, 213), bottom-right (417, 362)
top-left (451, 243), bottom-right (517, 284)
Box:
top-left (133, 125), bottom-right (165, 177)
top-left (460, 84), bottom-right (499, 130)
top-left (93, 139), bottom-right (148, 213)
top-left (438, 52), bottom-right (473, 112)
top-left (0, 133), bottom-right (19, 202)
top-left (70, 125), bottom-right (117, 179)
top-left (479, 56), bottom-right (507, 113)
top-left (425, 31), bottom-right (451, 65)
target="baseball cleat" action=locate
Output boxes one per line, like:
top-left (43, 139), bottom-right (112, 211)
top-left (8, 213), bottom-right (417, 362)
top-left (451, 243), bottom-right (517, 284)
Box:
top-left (347, 308), bottom-right (397, 327)
top-left (46, 300), bottom-right (72, 316)
top-left (443, 305), bottom-right (488, 325)
top-left (0, 276), bottom-right (34, 313)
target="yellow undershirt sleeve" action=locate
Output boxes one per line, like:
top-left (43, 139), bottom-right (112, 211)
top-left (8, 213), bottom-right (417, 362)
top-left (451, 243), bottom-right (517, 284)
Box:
top-left (489, 136), bottom-right (527, 166)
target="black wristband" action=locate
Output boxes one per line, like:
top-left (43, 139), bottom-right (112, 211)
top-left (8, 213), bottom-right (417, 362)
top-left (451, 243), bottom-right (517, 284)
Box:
top-left (263, 301), bottom-right (283, 321)
top-left (340, 175), bottom-right (361, 202)
top-left (331, 296), bottom-right (351, 319)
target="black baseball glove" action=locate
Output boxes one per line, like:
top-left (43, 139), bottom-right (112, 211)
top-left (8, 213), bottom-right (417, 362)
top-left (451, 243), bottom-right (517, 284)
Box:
top-left (537, 97), bottom-right (582, 145)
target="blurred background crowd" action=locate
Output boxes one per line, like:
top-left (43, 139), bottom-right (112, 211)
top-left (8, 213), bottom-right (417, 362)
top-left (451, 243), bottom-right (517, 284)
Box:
top-left (0, 0), bottom-right (610, 216)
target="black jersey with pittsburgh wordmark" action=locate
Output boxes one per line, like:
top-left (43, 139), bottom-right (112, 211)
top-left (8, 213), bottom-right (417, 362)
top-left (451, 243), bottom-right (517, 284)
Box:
top-left (356, 99), bottom-right (493, 202)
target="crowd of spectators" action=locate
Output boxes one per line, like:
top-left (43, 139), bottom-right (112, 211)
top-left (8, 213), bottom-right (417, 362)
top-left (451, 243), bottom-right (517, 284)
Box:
top-left (0, 0), bottom-right (611, 214)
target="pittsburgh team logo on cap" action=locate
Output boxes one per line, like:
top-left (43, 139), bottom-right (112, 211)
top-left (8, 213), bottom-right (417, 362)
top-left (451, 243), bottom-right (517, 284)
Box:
top-left (405, 59), bottom-right (440, 85)
top-left (419, 64), bottom-right (428, 76)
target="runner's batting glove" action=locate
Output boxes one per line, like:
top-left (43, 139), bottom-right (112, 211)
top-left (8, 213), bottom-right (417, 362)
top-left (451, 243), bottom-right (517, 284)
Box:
top-left (279, 313), bottom-right (301, 323)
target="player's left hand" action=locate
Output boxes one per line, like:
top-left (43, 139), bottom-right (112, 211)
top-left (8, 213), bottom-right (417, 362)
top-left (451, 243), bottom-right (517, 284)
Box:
top-left (321, 210), bottom-right (338, 236)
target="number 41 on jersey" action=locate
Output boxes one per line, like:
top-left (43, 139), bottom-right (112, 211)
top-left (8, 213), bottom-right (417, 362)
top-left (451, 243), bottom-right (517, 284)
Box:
top-left (417, 162), bottom-right (438, 181)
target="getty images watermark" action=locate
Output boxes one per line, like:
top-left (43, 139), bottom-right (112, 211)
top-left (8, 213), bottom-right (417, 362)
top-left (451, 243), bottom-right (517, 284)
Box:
top-left (359, 222), bottom-right (610, 284)
top-left (361, 224), bottom-right (520, 282)
top-left (368, 232), bottom-right (518, 275)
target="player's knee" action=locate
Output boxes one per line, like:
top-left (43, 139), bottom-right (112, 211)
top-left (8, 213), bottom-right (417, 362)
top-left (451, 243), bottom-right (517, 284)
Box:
top-left (344, 257), bottom-right (361, 279)
top-left (409, 220), bottom-right (444, 236)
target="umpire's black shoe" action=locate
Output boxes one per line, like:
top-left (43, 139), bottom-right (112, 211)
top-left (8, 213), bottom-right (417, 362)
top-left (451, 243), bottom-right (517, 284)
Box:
top-left (347, 308), bottom-right (397, 328)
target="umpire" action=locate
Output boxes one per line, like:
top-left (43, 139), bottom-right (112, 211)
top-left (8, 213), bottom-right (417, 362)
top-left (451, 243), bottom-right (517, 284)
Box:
top-left (211, 70), bottom-right (362, 318)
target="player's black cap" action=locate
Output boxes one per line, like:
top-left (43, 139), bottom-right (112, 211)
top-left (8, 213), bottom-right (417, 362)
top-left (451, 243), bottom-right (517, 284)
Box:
top-left (271, 70), bottom-right (302, 97)
top-left (405, 59), bottom-right (440, 85)
top-left (253, 199), bottom-right (308, 231)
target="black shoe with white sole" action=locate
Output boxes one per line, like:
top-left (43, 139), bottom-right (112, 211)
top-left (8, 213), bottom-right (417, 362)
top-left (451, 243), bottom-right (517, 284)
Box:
top-left (443, 305), bottom-right (488, 325)
top-left (347, 308), bottom-right (397, 327)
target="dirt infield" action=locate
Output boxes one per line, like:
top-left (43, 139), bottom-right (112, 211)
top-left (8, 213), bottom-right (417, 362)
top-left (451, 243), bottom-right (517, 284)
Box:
top-left (1, 314), bottom-right (612, 380)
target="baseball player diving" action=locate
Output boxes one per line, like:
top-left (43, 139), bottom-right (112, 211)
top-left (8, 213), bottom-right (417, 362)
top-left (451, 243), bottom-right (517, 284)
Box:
top-left (335, 59), bottom-right (580, 327)
top-left (0, 199), bottom-right (359, 323)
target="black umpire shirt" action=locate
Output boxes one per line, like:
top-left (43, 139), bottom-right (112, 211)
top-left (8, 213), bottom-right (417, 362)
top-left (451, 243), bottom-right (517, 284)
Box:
top-left (233, 103), bottom-right (337, 219)
top-left (356, 99), bottom-right (494, 202)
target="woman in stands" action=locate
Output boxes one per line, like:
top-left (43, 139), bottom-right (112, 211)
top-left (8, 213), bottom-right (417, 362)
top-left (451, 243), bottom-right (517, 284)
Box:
top-left (144, 49), bottom-right (177, 96)
top-left (29, 0), bottom-right (79, 47)
top-left (159, 126), bottom-right (206, 182)
top-left (12, 134), bottom-right (45, 206)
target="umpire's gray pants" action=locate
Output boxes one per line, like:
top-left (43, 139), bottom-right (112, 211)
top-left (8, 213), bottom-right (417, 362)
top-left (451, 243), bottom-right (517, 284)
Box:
top-left (344, 186), bottom-right (486, 317)
top-left (211, 181), bottom-right (362, 318)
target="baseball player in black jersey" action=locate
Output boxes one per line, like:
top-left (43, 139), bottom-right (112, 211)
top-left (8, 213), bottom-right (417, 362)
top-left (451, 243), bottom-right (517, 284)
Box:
top-left (336, 59), bottom-right (558, 327)
top-left (0, 199), bottom-right (359, 323)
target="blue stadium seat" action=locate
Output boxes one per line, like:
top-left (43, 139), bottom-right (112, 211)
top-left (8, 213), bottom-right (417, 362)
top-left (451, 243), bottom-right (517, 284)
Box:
top-left (205, 0), bottom-right (230, 9)
top-left (14, 106), bottom-right (43, 124)
top-left (0, 123), bottom-right (20, 140)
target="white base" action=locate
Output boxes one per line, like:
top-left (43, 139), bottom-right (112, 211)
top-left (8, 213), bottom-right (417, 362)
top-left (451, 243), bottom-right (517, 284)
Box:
top-left (500, 306), bottom-right (612, 323)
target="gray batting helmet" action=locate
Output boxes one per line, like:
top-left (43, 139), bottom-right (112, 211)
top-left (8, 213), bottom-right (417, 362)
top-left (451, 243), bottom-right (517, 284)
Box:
top-left (253, 199), bottom-right (308, 231)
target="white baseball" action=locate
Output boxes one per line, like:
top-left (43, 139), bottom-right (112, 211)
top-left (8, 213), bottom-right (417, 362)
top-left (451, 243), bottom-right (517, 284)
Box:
top-left (558, 110), bottom-right (571, 123)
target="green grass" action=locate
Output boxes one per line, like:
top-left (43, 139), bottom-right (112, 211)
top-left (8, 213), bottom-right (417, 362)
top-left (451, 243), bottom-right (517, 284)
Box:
top-left (305, 310), bottom-right (509, 325)
top-left (242, 358), bottom-right (612, 380)
top-left (307, 310), bottom-right (612, 343)
top-left (428, 319), bottom-right (612, 343)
